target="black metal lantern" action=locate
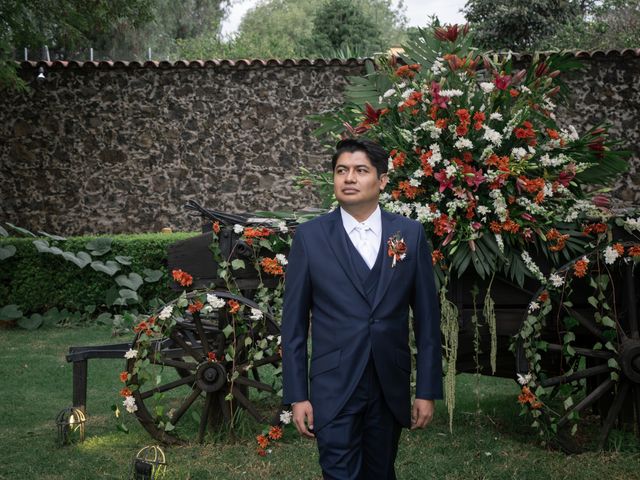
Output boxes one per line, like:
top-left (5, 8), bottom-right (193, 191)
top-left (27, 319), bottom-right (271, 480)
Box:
top-left (131, 445), bottom-right (167, 480)
top-left (55, 406), bottom-right (86, 445)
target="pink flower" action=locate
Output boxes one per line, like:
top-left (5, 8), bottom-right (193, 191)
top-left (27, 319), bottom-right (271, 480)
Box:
top-left (494, 74), bottom-right (511, 91)
top-left (430, 82), bottom-right (450, 109)
top-left (434, 169), bottom-right (454, 192)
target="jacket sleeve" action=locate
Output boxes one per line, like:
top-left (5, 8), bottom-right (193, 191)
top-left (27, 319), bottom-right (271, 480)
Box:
top-left (281, 226), bottom-right (312, 404)
top-left (411, 225), bottom-right (444, 400)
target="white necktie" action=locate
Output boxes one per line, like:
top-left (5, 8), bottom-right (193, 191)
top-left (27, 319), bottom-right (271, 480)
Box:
top-left (354, 225), bottom-right (376, 269)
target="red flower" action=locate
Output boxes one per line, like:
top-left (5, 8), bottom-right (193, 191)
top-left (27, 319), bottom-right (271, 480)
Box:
top-left (395, 63), bottom-right (421, 79)
top-left (509, 88), bottom-right (519, 97)
top-left (268, 426), bottom-right (283, 440)
top-left (538, 291), bottom-right (549, 303)
top-left (261, 257), bottom-right (284, 276)
top-left (119, 371), bottom-right (128, 383)
top-left (256, 434), bottom-right (269, 449)
top-left (462, 164), bottom-right (485, 191)
top-left (432, 249), bottom-right (444, 265)
top-left (187, 301), bottom-right (204, 314)
top-left (355, 102), bottom-right (389, 133)
top-left (392, 151), bottom-right (406, 169)
top-left (628, 245), bottom-right (640, 257)
top-left (120, 387), bottom-right (133, 397)
top-left (208, 351), bottom-right (218, 362)
top-left (213, 221), bottom-right (220, 234)
top-left (613, 243), bottom-right (625, 256)
top-left (172, 269), bottom-right (193, 287)
top-left (434, 24), bottom-right (469, 42)
top-left (228, 299), bottom-right (241, 314)
top-left (573, 259), bottom-right (589, 278)
top-left (257, 447), bottom-right (267, 457)
top-left (430, 81), bottom-right (449, 109)
top-left (434, 169), bottom-right (454, 192)
top-left (494, 73), bottom-right (511, 90)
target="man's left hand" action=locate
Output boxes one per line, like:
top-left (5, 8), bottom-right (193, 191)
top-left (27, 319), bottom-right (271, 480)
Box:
top-left (411, 398), bottom-right (435, 429)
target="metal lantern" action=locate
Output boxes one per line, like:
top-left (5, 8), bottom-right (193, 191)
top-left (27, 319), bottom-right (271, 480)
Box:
top-left (55, 406), bottom-right (86, 445)
top-left (131, 445), bottom-right (167, 480)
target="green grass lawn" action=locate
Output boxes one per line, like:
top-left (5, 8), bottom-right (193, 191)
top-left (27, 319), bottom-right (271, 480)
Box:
top-left (0, 326), bottom-right (638, 480)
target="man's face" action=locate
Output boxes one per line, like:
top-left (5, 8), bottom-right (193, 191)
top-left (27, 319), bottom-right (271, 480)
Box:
top-left (333, 150), bottom-right (388, 209)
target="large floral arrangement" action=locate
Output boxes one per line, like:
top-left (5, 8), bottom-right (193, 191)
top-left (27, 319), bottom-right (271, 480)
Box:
top-left (313, 23), bottom-right (639, 443)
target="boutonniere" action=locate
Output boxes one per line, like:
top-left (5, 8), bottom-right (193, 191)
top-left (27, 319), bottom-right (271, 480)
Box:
top-left (387, 232), bottom-right (407, 267)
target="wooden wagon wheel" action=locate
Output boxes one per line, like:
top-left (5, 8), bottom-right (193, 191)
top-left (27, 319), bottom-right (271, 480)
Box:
top-left (125, 290), bottom-right (282, 445)
top-left (516, 243), bottom-right (640, 452)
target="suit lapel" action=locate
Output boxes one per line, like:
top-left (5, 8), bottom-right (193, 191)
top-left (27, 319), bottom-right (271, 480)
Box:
top-left (371, 210), bottom-right (397, 312)
top-left (321, 209), bottom-right (368, 302)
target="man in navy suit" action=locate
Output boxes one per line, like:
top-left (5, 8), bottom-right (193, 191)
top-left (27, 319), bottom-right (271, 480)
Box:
top-left (282, 138), bottom-right (442, 479)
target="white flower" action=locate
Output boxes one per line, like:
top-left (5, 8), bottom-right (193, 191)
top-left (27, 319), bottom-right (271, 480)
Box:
top-left (124, 349), bottom-right (138, 359)
top-left (495, 234), bottom-right (504, 253)
top-left (250, 308), bottom-right (263, 321)
top-left (511, 147), bottom-right (528, 160)
top-left (454, 137), bottom-right (473, 150)
top-left (482, 125), bottom-right (502, 146)
top-left (520, 86), bottom-right (531, 95)
top-left (233, 224), bottom-right (244, 234)
top-left (382, 88), bottom-right (396, 99)
top-left (207, 294), bottom-right (226, 309)
top-left (439, 89), bottom-right (464, 97)
top-left (280, 410), bottom-right (293, 424)
top-left (528, 301), bottom-right (540, 313)
top-left (277, 221), bottom-right (288, 233)
top-left (517, 373), bottom-right (533, 386)
top-left (479, 82), bottom-right (495, 94)
top-left (158, 305), bottom-right (173, 320)
top-left (521, 251), bottom-right (546, 283)
top-left (604, 245), bottom-right (620, 265)
top-left (387, 157), bottom-right (394, 171)
top-left (489, 112), bottom-right (503, 121)
top-left (624, 217), bottom-right (640, 232)
top-left (409, 178), bottom-right (420, 187)
top-left (549, 273), bottom-right (564, 288)
top-left (431, 59), bottom-right (446, 75)
top-left (445, 165), bottom-right (458, 178)
top-left (477, 205), bottom-right (490, 217)
top-left (276, 253), bottom-right (288, 265)
top-left (123, 395), bottom-right (138, 413)
top-left (412, 168), bottom-right (425, 179)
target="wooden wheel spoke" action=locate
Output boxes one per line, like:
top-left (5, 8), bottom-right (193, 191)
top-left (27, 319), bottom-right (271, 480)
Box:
top-left (564, 306), bottom-right (606, 342)
top-left (546, 343), bottom-right (614, 360)
top-left (558, 378), bottom-right (615, 428)
top-left (234, 375), bottom-right (275, 393)
top-left (232, 386), bottom-right (266, 423)
top-left (597, 381), bottom-right (631, 449)
top-left (198, 393), bottom-right (214, 444)
top-left (634, 386), bottom-right (640, 440)
top-left (192, 313), bottom-right (212, 355)
top-left (151, 357), bottom-right (197, 372)
top-left (139, 374), bottom-right (196, 400)
top-left (251, 367), bottom-right (261, 383)
top-left (540, 364), bottom-right (611, 388)
top-left (218, 391), bottom-right (231, 423)
top-left (170, 331), bottom-right (204, 362)
top-left (247, 354), bottom-right (281, 369)
top-left (171, 386), bottom-right (203, 425)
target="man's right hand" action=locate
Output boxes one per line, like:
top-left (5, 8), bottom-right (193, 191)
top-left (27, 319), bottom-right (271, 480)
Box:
top-left (292, 400), bottom-right (315, 438)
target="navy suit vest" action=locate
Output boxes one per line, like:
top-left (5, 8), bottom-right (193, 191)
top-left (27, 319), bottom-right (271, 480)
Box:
top-left (343, 229), bottom-right (384, 305)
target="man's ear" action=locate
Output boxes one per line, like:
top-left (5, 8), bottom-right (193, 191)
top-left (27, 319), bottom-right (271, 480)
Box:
top-left (379, 173), bottom-right (389, 191)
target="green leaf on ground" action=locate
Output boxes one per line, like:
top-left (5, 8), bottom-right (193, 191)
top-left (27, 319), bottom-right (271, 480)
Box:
top-left (17, 313), bottom-right (43, 330)
top-left (0, 304), bottom-right (23, 320)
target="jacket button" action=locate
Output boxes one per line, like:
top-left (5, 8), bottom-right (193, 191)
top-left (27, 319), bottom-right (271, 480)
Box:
top-left (369, 317), bottom-right (374, 324)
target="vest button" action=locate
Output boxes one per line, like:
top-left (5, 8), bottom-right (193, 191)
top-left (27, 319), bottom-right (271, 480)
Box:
top-left (369, 317), bottom-right (374, 324)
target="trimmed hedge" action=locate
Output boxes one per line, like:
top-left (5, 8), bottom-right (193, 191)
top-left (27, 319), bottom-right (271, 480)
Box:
top-left (0, 232), bottom-right (198, 314)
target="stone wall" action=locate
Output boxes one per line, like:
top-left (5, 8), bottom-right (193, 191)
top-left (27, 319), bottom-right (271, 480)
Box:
top-left (1, 53), bottom-right (639, 236)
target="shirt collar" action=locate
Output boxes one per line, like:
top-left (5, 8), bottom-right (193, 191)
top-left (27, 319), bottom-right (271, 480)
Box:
top-left (340, 205), bottom-right (381, 236)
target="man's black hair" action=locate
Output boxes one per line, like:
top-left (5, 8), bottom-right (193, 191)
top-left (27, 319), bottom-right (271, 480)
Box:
top-left (332, 138), bottom-right (389, 177)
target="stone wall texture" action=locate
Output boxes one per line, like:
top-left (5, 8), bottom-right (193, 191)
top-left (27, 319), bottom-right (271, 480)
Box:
top-left (1, 53), bottom-right (639, 236)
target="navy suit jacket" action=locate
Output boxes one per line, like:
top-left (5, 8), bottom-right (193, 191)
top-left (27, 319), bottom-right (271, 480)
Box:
top-left (281, 207), bottom-right (443, 431)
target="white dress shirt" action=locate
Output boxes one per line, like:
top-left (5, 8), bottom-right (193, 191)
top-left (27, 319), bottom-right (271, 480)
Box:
top-left (340, 206), bottom-right (382, 269)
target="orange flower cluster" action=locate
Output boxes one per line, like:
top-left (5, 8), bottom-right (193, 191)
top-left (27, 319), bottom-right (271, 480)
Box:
top-left (228, 299), bottom-right (240, 314)
top-left (612, 243), bottom-right (625, 256)
top-left (546, 128), bottom-right (560, 140)
top-left (207, 352), bottom-right (218, 362)
top-left (187, 301), bottom-right (204, 314)
top-left (133, 317), bottom-right (155, 336)
top-left (119, 371), bottom-right (128, 383)
top-left (243, 227), bottom-right (273, 246)
top-left (432, 249), bottom-right (444, 266)
top-left (491, 219), bottom-right (520, 234)
top-left (120, 387), bottom-right (133, 397)
top-left (256, 434), bottom-right (269, 449)
top-left (538, 291), bottom-right (549, 303)
top-left (546, 228), bottom-right (570, 252)
top-left (628, 245), bottom-right (640, 257)
top-left (433, 214), bottom-right (455, 237)
top-left (582, 222), bottom-right (608, 236)
top-left (420, 150), bottom-right (434, 176)
top-left (213, 221), bottom-right (220, 234)
top-left (255, 426), bottom-right (284, 456)
top-left (473, 111), bottom-right (485, 131)
top-left (455, 108), bottom-right (470, 136)
top-left (395, 63), bottom-right (421, 78)
top-left (518, 386), bottom-right (542, 409)
top-left (261, 257), bottom-right (284, 276)
top-left (268, 426), bottom-right (283, 440)
top-left (390, 150), bottom-right (406, 168)
top-left (172, 269), bottom-right (193, 287)
top-left (399, 91), bottom-right (422, 113)
top-left (514, 121), bottom-right (537, 146)
top-left (485, 154), bottom-right (510, 189)
top-left (397, 180), bottom-right (423, 200)
top-left (573, 258), bottom-right (589, 278)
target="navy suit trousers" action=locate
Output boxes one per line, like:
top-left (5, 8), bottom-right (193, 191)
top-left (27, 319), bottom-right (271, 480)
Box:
top-left (315, 356), bottom-right (402, 480)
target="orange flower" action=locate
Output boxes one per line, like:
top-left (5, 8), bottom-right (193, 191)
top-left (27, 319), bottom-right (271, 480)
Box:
top-left (509, 88), bottom-right (519, 97)
top-left (120, 387), bottom-right (133, 397)
top-left (502, 219), bottom-right (520, 234)
top-left (628, 245), bottom-right (640, 257)
top-left (546, 128), bottom-right (560, 139)
top-left (187, 301), bottom-right (204, 314)
top-left (392, 151), bottom-right (406, 169)
top-left (538, 291), bottom-right (549, 303)
top-left (432, 249), bottom-right (444, 265)
top-left (172, 269), bottom-right (193, 287)
top-left (244, 227), bottom-right (273, 240)
top-left (256, 434), bottom-right (269, 449)
top-left (207, 351), bottom-right (218, 362)
top-left (228, 299), bottom-right (241, 314)
top-left (213, 221), bottom-right (220, 234)
top-left (489, 221), bottom-right (502, 233)
top-left (268, 426), bottom-right (283, 440)
top-left (582, 223), bottom-right (607, 236)
top-left (261, 257), bottom-right (284, 276)
top-left (546, 228), bottom-right (570, 251)
top-left (613, 243), bottom-right (625, 256)
top-left (119, 371), bottom-right (128, 383)
top-left (573, 258), bottom-right (589, 278)
top-left (398, 180), bottom-right (423, 200)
